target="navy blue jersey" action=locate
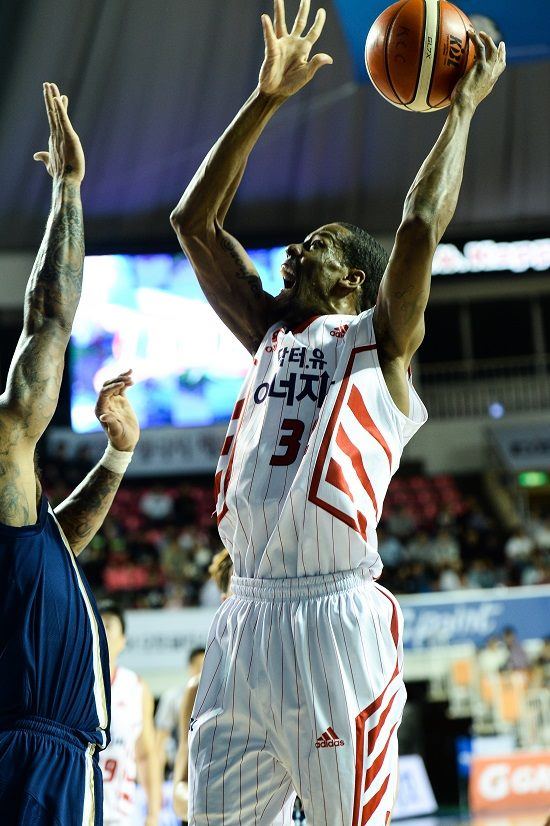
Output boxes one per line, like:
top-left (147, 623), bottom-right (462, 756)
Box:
top-left (0, 495), bottom-right (110, 746)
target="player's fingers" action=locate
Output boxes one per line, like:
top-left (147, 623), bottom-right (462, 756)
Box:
top-left (305, 7), bottom-right (326, 44)
top-left (497, 41), bottom-right (506, 66)
top-left (102, 369), bottom-right (132, 385)
top-left (261, 14), bottom-right (277, 52)
top-left (307, 52), bottom-right (333, 78)
top-left (33, 151), bottom-right (49, 165)
top-left (273, 0), bottom-right (288, 37)
top-left (291, 0), bottom-right (310, 36)
top-left (53, 96), bottom-right (75, 135)
top-left (479, 31), bottom-right (497, 60)
top-left (100, 380), bottom-right (126, 398)
top-left (468, 30), bottom-right (486, 62)
top-left (61, 94), bottom-right (69, 110)
top-left (43, 83), bottom-right (57, 135)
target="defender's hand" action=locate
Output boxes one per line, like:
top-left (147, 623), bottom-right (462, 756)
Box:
top-left (95, 370), bottom-right (140, 453)
top-left (258, 0), bottom-right (333, 99)
top-left (34, 82), bottom-right (85, 182)
top-left (452, 31), bottom-right (506, 111)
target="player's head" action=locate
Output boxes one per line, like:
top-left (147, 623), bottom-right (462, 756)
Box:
top-left (98, 600), bottom-right (126, 664)
top-left (188, 646), bottom-right (206, 677)
top-left (208, 548), bottom-right (233, 601)
top-left (280, 222), bottom-right (389, 316)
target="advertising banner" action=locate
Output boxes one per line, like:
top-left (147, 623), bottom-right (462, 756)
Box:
top-left (399, 585), bottom-right (550, 650)
top-left (469, 751), bottom-right (550, 813)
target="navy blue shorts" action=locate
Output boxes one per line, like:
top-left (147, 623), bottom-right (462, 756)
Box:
top-left (0, 716), bottom-right (103, 826)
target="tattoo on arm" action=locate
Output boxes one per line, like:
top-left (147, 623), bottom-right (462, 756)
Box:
top-left (220, 236), bottom-right (263, 297)
top-left (4, 181), bottom-right (85, 442)
top-left (26, 180), bottom-right (85, 333)
top-left (54, 463), bottom-right (123, 555)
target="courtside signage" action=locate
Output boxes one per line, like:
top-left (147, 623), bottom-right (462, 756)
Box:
top-left (469, 752), bottom-right (550, 813)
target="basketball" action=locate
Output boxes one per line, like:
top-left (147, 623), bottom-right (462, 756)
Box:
top-left (365, 0), bottom-right (475, 112)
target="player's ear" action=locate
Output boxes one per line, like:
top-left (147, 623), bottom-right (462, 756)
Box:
top-left (340, 267), bottom-right (365, 290)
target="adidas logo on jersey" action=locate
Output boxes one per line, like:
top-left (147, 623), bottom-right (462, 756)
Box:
top-left (330, 324), bottom-right (349, 338)
top-left (315, 727), bottom-right (345, 748)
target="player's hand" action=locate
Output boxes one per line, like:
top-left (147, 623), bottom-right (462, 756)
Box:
top-left (94, 369), bottom-right (140, 452)
top-left (452, 31), bottom-right (506, 111)
top-left (258, 0), bottom-right (333, 99)
top-left (34, 82), bottom-right (85, 183)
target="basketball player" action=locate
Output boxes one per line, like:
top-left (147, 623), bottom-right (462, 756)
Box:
top-left (0, 84), bottom-right (140, 825)
top-left (99, 601), bottom-right (161, 826)
top-left (170, 1), bottom-right (506, 823)
top-left (155, 647), bottom-right (205, 783)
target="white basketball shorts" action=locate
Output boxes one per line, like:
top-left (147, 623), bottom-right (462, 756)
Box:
top-left (188, 568), bottom-right (406, 825)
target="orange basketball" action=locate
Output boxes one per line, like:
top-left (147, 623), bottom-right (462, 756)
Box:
top-left (365, 0), bottom-right (475, 112)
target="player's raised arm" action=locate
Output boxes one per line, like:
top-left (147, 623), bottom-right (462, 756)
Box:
top-left (0, 83), bottom-right (85, 526)
top-left (373, 32), bottom-right (506, 400)
top-left (54, 371), bottom-right (140, 555)
top-left (170, 0), bottom-right (333, 354)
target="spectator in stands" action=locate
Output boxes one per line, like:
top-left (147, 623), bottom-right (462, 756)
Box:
top-left (438, 561), bottom-right (463, 591)
top-left (140, 483), bottom-right (175, 522)
top-left (531, 512), bottom-right (550, 551)
top-left (504, 527), bottom-right (535, 562)
top-left (477, 635), bottom-right (507, 675)
top-left (155, 648), bottom-right (206, 782)
top-left (385, 505), bottom-right (416, 541)
top-left (520, 549), bottom-right (550, 586)
top-left (431, 527), bottom-right (461, 566)
top-left (173, 550), bottom-right (233, 823)
top-left (501, 627), bottom-right (529, 671)
top-left (466, 559), bottom-right (498, 589)
top-left (532, 637), bottom-right (550, 687)
top-left (405, 530), bottom-right (433, 564)
top-left (377, 527), bottom-right (405, 569)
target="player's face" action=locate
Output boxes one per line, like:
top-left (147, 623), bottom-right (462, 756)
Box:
top-left (101, 613), bottom-right (126, 661)
top-left (280, 223), bottom-right (352, 310)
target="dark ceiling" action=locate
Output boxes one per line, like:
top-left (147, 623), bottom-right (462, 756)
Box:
top-left (0, 0), bottom-right (549, 252)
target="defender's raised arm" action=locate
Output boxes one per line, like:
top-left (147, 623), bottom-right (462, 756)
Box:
top-left (0, 83), bottom-right (85, 526)
top-left (374, 32), bottom-right (506, 410)
top-left (170, 0), bottom-right (332, 354)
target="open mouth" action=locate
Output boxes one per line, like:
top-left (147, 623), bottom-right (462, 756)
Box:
top-left (281, 260), bottom-right (297, 289)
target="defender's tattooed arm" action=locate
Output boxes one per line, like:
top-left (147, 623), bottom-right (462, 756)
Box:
top-left (0, 83), bottom-right (86, 527)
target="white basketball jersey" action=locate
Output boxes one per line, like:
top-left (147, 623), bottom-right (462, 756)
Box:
top-left (100, 666), bottom-right (143, 825)
top-left (215, 310), bottom-right (427, 578)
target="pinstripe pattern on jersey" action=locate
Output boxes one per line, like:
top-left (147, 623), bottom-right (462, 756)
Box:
top-left (215, 311), bottom-right (427, 579)
top-left (190, 572), bottom-right (404, 825)
top-left (308, 345), bottom-right (390, 539)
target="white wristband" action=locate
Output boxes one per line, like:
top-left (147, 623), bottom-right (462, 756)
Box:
top-left (99, 444), bottom-right (134, 475)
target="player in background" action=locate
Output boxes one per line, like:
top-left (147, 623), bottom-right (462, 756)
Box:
top-left (173, 550), bottom-right (233, 823)
top-left (155, 648), bottom-right (205, 784)
top-left (171, 1), bottom-right (505, 823)
top-left (99, 602), bottom-right (161, 826)
top-left (0, 84), bottom-right (140, 825)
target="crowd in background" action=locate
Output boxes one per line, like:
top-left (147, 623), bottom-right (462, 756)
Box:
top-left (42, 445), bottom-right (550, 608)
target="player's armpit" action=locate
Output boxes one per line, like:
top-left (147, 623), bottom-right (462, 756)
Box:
top-left (174, 223), bottom-right (275, 355)
top-left (2, 322), bottom-right (69, 444)
top-left (0, 406), bottom-right (39, 527)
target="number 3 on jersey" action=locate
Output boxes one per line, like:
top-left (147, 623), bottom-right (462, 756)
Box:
top-left (270, 418), bottom-right (305, 467)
